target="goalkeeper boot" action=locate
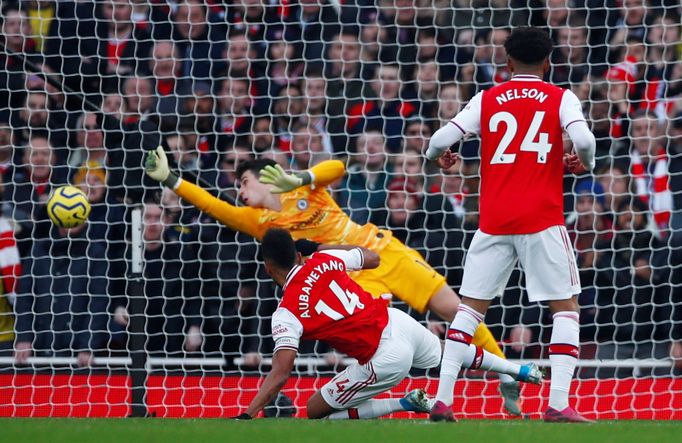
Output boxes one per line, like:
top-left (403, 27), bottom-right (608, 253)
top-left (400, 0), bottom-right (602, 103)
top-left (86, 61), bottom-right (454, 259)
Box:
top-left (428, 400), bottom-right (456, 422)
top-left (544, 407), bottom-right (595, 423)
top-left (499, 381), bottom-right (523, 416)
top-left (400, 389), bottom-right (432, 414)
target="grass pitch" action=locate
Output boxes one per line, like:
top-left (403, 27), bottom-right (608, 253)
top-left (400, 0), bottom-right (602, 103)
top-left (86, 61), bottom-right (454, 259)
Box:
top-left (1, 418), bottom-right (680, 443)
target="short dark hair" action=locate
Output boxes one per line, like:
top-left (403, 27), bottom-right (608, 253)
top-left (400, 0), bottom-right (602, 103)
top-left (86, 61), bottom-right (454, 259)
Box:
top-left (504, 27), bottom-right (553, 66)
top-left (262, 228), bottom-right (297, 270)
top-left (235, 158), bottom-right (277, 180)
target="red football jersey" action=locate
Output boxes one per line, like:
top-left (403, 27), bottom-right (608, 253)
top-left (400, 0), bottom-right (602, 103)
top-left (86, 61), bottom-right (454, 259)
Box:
top-left (452, 75), bottom-right (585, 234)
top-left (275, 251), bottom-right (389, 364)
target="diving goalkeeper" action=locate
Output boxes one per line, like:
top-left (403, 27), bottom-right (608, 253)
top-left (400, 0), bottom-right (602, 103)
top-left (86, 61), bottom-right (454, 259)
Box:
top-left (145, 148), bottom-right (524, 414)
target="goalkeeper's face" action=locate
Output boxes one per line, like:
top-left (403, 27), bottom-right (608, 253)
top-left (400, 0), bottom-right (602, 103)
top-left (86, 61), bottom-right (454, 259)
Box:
top-left (238, 170), bottom-right (272, 208)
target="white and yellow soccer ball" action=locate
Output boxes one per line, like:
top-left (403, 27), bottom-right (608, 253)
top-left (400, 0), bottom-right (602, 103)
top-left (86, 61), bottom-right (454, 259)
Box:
top-left (46, 185), bottom-right (91, 228)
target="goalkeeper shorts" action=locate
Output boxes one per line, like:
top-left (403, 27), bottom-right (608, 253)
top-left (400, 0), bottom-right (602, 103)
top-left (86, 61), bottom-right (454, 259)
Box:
top-left (350, 237), bottom-right (447, 313)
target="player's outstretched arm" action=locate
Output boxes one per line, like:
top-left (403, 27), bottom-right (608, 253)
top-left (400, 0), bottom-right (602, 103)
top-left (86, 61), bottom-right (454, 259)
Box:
top-left (259, 160), bottom-right (345, 193)
top-left (241, 348), bottom-right (297, 418)
top-left (145, 147), bottom-right (265, 239)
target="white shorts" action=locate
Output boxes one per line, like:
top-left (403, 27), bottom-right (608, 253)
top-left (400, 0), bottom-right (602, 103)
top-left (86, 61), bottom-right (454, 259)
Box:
top-left (321, 308), bottom-right (441, 410)
top-left (460, 225), bottom-right (581, 302)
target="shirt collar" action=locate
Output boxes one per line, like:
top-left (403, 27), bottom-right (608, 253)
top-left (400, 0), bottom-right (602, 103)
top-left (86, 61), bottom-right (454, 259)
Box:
top-left (283, 265), bottom-right (302, 291)
top-left (510, 74), bottom-right (542, 82)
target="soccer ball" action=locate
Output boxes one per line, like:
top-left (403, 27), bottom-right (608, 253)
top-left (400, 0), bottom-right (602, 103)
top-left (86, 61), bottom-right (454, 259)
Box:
top-left (46, 185), bottom-right (91, 228)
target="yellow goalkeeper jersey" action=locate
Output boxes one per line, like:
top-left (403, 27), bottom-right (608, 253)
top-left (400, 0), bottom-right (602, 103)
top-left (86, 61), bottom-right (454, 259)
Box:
top-left (174, 160), bottom-right (393, 252)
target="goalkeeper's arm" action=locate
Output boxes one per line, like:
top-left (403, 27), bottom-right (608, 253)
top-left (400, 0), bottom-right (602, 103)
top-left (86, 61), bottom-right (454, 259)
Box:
top-left (145, 147), bottom-right (264, 238)
top-left (259, 160), bottom-right (345, 193)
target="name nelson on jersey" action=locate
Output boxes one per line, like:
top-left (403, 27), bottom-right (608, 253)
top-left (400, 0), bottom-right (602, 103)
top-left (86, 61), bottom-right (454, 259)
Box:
top-left (496, 88), bottom-right (549, 105)
top-left (295, 258), bottom-right (346, 318)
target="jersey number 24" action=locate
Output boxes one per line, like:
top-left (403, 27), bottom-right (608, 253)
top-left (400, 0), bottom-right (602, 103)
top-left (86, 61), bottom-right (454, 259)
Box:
top-left (489, 111), bottom-right (553, 165)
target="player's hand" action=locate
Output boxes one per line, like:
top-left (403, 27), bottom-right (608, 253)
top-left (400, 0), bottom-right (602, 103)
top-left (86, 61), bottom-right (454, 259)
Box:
top-left (258, 164), bottom-right (303, 194)
top-left (145, 146), bottom-right (171, 182)
top-left (435, 150), bottom-right (460, 170)
top-left (563, 153), bottom-right (587, 175)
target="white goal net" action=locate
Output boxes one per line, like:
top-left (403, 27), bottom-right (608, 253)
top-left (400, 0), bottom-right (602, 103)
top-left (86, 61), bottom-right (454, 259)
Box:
top-left (0, 0), bottom-right (680, 419)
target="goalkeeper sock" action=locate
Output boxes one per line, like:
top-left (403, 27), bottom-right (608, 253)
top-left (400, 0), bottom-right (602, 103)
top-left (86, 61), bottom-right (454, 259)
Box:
top-left (471, 323), bottom-right (515, 384)
top-left (548, 311), bottom-right (580, 411)
top-left (462, 344), bottom-right (521, 379)
top-left (327, 399), bottom-right (403, 419)
top-left (435, 304), bottom-right (484, 406)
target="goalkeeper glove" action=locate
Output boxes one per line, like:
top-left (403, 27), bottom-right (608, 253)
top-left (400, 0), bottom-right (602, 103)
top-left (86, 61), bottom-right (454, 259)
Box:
top-left (145, 146), bottom-right (178, 188)
top-left (258, 164), bottom-right (308, 194)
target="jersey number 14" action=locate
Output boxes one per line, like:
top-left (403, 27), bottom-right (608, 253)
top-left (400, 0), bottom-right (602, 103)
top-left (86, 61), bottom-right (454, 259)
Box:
top-left (314, 280), bottom-right (365, 321)
top-left (489, 111), bottom-right (553, 165)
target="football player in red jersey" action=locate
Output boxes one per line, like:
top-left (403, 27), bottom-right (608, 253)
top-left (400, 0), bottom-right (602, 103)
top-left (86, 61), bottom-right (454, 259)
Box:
top-left (425, 27), bottom-right (596, 423)
top-left (236, 229), bottom-right (542, 420)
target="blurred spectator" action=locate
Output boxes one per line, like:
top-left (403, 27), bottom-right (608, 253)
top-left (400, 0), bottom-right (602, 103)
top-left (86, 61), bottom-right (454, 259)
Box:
top-left (0, 122), bottom-right (15, 186)
top-left (301, 69), bottom-right (332, 151)
top-left (610, 0), bottom-right (651, 46)
top-left (196, 218), bottom-right (266, 363)
top-left (97, 0), bottom-right (152, 79)
top-left (271, 84), bottom-right (304, 152)
top-left (264, 25), bottom-right (304, 98)
top-left (626, 110), bottom-right (672, 237)
top-left (325, 29), bottom-right (375, 152)
top-left (460, 28), bottom-right (510, 96)
top-left (357, 64), bottom-right (412, 151)
top-left (606, 35), bottom-right (663, 118)
top-left (338, 130), bottom-right (391, 224)
top-left (69, 112), bottom-right (106, 169)
top-left (0, 211), bottom-right (21, 355)
top-left (403, 118), bottom-right (432, 155)
top-left (74, 164), bottom-right (125, 243)
top-left (596, 163), bottom-right (631, 221)
top-left (11, 89), bottom-right (68, 154)
top-left (550, 22), bottom-right (589, 87)
top-left (0, 4), bottom-right (40, 116)
top-left (121, 74), bottom-right (155, 125)
top-left (289, 124), bottom-right (331, 171)
top-left (594, 197), bottom-right (671, 375)
top-left (222, 29), bottom-right (251, 80)
top-left (14, 221), bottom-right (108, 367)
top-left (172, 0), bottom-right (224, 81)
top-left (247, 117), bottom-right (274, 153)
top-left (112, 202), bottom-right (202, 355)
top-left (410, 60), bottom-right (440, 122)
top-left (149, 40), bottom-right (190, 132)
top-left (646, 13), bottom-right (681, 88)
top-left (289, 0), bottom-right (341, 65)
top-left (437, 83), bottom-right (463, 125)
top-left (7, 132), bottom-right (67, 258)
top-left (218, 77), bottom-right (252, 140)
top-left (587, 89), bottom-right (615, 162)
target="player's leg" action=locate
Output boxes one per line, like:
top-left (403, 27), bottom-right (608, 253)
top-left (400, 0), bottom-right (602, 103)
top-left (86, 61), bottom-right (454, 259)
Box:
top-left (312, 309), bottom-right (432, 419)
top-left (427, 285), bottom-right (513, 369)
top-left (381, 238), bottom-right (510, 367)
top-left (432, 231), bottom-right (516, 420)
top-left (518, 226), bottom-right (592, 423)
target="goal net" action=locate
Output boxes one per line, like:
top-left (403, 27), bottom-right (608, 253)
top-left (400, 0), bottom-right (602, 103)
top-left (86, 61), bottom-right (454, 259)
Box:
top-left (0, 0), bottom-right (680, 419)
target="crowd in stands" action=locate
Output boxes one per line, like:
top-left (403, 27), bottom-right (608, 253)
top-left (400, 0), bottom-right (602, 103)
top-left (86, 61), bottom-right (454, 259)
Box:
top-left (0, 0), bottom-right (680, 376)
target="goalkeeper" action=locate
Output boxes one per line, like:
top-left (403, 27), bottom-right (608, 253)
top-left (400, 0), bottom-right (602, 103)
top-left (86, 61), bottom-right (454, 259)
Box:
top-left (146, 148), bottom-right (524, 414)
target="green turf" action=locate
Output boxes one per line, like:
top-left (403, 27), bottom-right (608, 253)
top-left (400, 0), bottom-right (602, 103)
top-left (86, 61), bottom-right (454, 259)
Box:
top-left (1, 418), bottom-right (680, 443)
